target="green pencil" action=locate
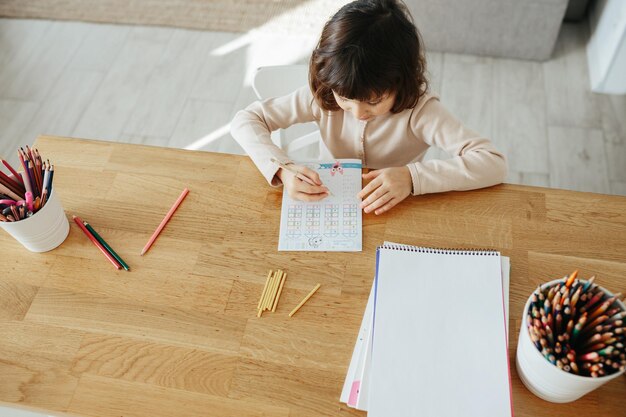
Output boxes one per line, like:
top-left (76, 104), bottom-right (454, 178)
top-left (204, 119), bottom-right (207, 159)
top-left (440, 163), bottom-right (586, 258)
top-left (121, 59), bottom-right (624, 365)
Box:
top-left (83, 221), bottom-right (130, 271)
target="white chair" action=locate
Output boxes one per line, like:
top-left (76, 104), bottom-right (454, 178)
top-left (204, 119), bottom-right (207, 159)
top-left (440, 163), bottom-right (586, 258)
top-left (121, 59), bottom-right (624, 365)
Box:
top-left (252, 65), bottom-right (321, 159)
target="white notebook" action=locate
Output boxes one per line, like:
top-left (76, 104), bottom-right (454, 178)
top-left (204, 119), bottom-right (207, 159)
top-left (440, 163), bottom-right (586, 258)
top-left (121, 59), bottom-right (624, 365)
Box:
top-left (340, 249), bottom-right (511, 412)
top-left (363, 244), bottom-right (512, 417)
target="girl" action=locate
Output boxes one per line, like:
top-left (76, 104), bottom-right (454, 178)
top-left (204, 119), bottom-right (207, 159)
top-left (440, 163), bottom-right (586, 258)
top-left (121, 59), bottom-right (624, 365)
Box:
top-left (230, 0), bottom-right (507, 215)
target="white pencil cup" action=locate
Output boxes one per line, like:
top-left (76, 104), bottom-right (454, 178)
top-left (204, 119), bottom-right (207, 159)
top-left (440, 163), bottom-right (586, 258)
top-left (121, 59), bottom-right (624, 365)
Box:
top-left (0, 190), bottom-right (69, 252)
top-left (516, 279), bottom-right (626, 403)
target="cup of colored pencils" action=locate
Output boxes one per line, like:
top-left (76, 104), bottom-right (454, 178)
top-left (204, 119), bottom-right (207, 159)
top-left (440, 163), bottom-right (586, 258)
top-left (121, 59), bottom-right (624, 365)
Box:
top-left (516, 271), bottom-right (626, 403)
top-left (0, 146), bottom-right (68, 252)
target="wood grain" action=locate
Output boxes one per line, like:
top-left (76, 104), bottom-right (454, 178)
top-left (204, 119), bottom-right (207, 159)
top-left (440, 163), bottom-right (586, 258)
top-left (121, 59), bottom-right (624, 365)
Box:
top-left (0, 136), bottom-right (624, 416)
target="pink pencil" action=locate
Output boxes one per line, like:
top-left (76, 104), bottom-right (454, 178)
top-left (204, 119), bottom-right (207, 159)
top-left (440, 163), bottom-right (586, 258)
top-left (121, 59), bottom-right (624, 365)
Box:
top-left (73, 215), bottom-right (121, 270)
top-left (141, 188), bottom-right (189, 256)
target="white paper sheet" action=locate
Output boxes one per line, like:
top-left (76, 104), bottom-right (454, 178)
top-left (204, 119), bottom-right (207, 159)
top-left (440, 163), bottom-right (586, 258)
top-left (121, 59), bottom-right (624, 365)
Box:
top-left (278, 159), bottom-right (362, 251)
top-left (340, 253), bottom-right (511, 411)
top-left (367, 245), bottom-right (512, 417)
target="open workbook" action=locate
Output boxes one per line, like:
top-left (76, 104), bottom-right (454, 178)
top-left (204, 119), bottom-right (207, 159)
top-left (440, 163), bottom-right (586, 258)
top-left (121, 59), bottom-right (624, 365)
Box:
top-left (277, 159), bottom-right (362, 251)
top-left (341, 243), bottom-right (512, 417)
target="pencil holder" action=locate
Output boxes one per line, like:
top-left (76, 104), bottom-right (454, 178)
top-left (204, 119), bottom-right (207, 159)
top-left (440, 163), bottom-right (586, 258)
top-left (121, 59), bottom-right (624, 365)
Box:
top-left (516, 277), bottom-right (626, 403)
top-left (0, 190), bottom-right (69, 252)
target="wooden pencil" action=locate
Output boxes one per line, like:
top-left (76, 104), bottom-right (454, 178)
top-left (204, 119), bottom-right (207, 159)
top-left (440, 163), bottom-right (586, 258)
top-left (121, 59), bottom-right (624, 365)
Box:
top-left (1, 157), bottom-right (23, 185)
top-left (260, 270), bottom-right (277, 313)
top-left (258, 270), bottom-right (273, 310)
top-left (272, 272), bottom-right (287, 312)
top-left (84, 221), bottom-right (130, 271)
top-left (73, 215), bottom-right (121, 270)
top-left (0, 182), bottom-right (22, 201)
top-left (141, 188), bottom-right (189, 255)
top-left (265, 270), bottom-right (281, 311)
top-left (257, 270), bottom-right (273, 317)
top-left (289, 283), bottom-right (321, 317)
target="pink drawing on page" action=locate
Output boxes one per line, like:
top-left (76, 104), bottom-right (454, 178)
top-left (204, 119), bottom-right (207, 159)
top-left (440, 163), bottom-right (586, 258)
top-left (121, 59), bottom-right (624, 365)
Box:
top-left (330, 161), bottom-right (344, 176)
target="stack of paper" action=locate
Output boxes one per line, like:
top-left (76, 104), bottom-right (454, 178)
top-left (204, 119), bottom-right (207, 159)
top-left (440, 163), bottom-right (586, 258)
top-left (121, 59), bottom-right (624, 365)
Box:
top-left (341, 243), bottom-right (512, 416)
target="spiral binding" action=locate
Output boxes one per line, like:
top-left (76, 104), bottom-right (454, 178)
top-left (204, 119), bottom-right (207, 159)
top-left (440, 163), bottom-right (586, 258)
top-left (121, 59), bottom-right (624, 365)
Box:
top-left (379, 243), bottom-right (499, 256)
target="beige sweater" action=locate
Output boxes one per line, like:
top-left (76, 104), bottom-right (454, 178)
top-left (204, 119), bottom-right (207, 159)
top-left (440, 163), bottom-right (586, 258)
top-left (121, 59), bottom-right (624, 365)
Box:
top-left (230, 86), bottom-right (507, 195)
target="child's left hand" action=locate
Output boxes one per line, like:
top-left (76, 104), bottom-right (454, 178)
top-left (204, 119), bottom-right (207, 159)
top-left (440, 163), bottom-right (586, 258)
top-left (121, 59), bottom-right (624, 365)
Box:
top-left (358, 167), bottom-right (412, 215)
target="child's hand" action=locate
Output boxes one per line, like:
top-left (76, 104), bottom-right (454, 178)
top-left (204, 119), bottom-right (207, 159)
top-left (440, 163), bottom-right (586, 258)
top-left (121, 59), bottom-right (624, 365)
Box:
top-left (359, 167), bottom-right (412, 215)
top-left (277, 164), bottom-right (330, 202)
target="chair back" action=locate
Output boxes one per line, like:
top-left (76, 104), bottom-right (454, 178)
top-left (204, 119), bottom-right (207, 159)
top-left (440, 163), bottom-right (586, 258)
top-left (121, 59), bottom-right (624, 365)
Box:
top-left (252, 65), bottom-right (321, 158)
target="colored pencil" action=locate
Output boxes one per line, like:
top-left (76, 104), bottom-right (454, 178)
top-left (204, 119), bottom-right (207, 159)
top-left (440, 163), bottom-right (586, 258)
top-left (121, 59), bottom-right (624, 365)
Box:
top-left (83, 221), bottom-right (130, 271)
top-left (0, 182), bottom-right (22, 201)
top-left (527, 273), bottom-right (626, 376)
top-left (0, 170), bottom-right (25, 195)
top-left (1, 157), bottom-right (23, 185)
top-left (140, 188), bottom-right (189, 255)
top-left (289, 283), bottom-right (321, 317)
top-left (73, 215), bottom-right (121, 270)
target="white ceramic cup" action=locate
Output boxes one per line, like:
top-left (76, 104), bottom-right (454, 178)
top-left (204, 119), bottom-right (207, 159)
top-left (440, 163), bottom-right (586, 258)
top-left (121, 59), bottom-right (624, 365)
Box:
top-left (516, 278), bottom-right (626, 403)
top-left (0, 190), bottom-right (69, 252)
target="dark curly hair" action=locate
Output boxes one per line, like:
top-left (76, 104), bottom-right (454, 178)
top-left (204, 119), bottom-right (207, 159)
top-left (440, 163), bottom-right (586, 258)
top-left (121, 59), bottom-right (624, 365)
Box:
top-left (309, 0), bottom-right (429, 113)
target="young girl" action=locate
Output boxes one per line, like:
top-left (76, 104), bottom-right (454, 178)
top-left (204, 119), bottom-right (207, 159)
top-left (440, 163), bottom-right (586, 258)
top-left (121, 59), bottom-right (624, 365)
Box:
top-left (230, 0), bottom-right (507, 215)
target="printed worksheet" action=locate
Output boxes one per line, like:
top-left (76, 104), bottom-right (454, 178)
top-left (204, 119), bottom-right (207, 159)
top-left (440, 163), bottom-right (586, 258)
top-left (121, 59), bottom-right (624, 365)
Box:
top-left (278, 159), bottom-right (362, 251)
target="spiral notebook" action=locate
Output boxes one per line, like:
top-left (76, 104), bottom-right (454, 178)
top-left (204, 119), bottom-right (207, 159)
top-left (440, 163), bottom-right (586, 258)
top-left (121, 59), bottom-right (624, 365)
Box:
top-left (342, 243), bottom-right (513, 417)
top-left (340, 250), bottom-right (511, 411)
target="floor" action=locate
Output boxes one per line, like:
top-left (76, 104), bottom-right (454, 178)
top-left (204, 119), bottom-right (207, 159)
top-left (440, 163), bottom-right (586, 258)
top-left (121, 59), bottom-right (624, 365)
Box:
top-left (0, 18), bottom-right (625, 197)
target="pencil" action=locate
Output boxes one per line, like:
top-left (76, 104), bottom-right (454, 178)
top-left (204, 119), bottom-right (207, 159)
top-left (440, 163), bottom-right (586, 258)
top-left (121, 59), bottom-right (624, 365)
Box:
top-left (258, 270), bottom-right (273, 310)
top-left (270, 157), bottom-right (334, 196)
top-left (258, 270), bottom-right (274, 317)
top-left (73, 215), bottom-right (121, 270)
top-left (529, 276), bottom-right (626, 377)
top-left (264, 270), bottom-right (280, 311)
top-left (289, 283), bottom-right (321, 317)
top-left (0, 182), bottom-right (22, 201)
top-left (83, 221), bottom-right (130, 271)
top-left (270, 158), bottom-right (317, 186)
top-left (0, 170), bottom-right (25, 195)
top-left (1, 157), bottom-right (23, 185)
top-left (272, 272), bottom-right (287, 312)
top-left (141, 188), bottom-right (189, 256)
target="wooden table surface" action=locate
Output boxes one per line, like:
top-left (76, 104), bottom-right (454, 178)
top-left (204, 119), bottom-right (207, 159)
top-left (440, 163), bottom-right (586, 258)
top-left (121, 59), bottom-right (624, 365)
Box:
top-left (1, 136), bottom-right (625, 417)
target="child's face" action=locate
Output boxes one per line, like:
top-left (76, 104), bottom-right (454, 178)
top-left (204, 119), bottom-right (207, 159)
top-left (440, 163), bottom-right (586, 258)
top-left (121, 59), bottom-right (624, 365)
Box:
top-left (332, 91), bottom-right (396, 121)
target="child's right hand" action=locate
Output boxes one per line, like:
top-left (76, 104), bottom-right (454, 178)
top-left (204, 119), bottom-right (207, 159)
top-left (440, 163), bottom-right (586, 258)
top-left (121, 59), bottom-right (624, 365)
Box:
top-left (277, 164), bottom-right (330, 202)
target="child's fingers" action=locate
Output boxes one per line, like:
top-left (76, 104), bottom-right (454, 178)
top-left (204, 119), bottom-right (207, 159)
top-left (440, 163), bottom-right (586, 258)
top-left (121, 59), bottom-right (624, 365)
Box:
top-left (296, 179), bottom-right (329, 195)
top-left (362, 192), bottom-right (393, 214)
top-left (296, 191), bottom-right (329, 202)
top-left (374, 197), bottom-right (398, 215)
top-left (362, 169), bottom-right (382, 180)
top-left (299, 166), bottom-right (322, 185)
top-left (360, 186), bottom-right (388, 211)
top-left (358, 176), bottom-right (382, 200)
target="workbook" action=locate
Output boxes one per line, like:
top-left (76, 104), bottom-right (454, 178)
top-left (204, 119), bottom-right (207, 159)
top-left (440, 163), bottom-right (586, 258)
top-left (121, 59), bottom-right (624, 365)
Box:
top-left (341, 243), bottom-right (512, 417)
top-left (278, 159), bottom-right (362, 251)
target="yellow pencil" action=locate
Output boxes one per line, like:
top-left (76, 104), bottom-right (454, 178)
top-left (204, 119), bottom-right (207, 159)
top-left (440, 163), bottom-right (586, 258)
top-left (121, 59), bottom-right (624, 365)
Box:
top-left (272, 272), bottom-right (287, 312)
top-left (257, 270), bottom-right (273, 315)
top-left (289, 283), bottom-right (321, 317)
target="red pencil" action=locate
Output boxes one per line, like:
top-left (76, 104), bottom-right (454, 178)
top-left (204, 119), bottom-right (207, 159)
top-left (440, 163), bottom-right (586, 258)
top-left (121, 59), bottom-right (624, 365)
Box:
top-left (141, 188), bottom-right (189, 256)
top-left (1, 157), bottom-right (23, 185)
top-left (73, 215), bottom-right (121, 270)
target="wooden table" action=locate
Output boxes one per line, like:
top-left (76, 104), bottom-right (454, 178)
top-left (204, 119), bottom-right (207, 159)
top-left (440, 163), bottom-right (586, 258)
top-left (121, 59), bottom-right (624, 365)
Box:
top-left (1, 136), bottom-right (625, 417)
